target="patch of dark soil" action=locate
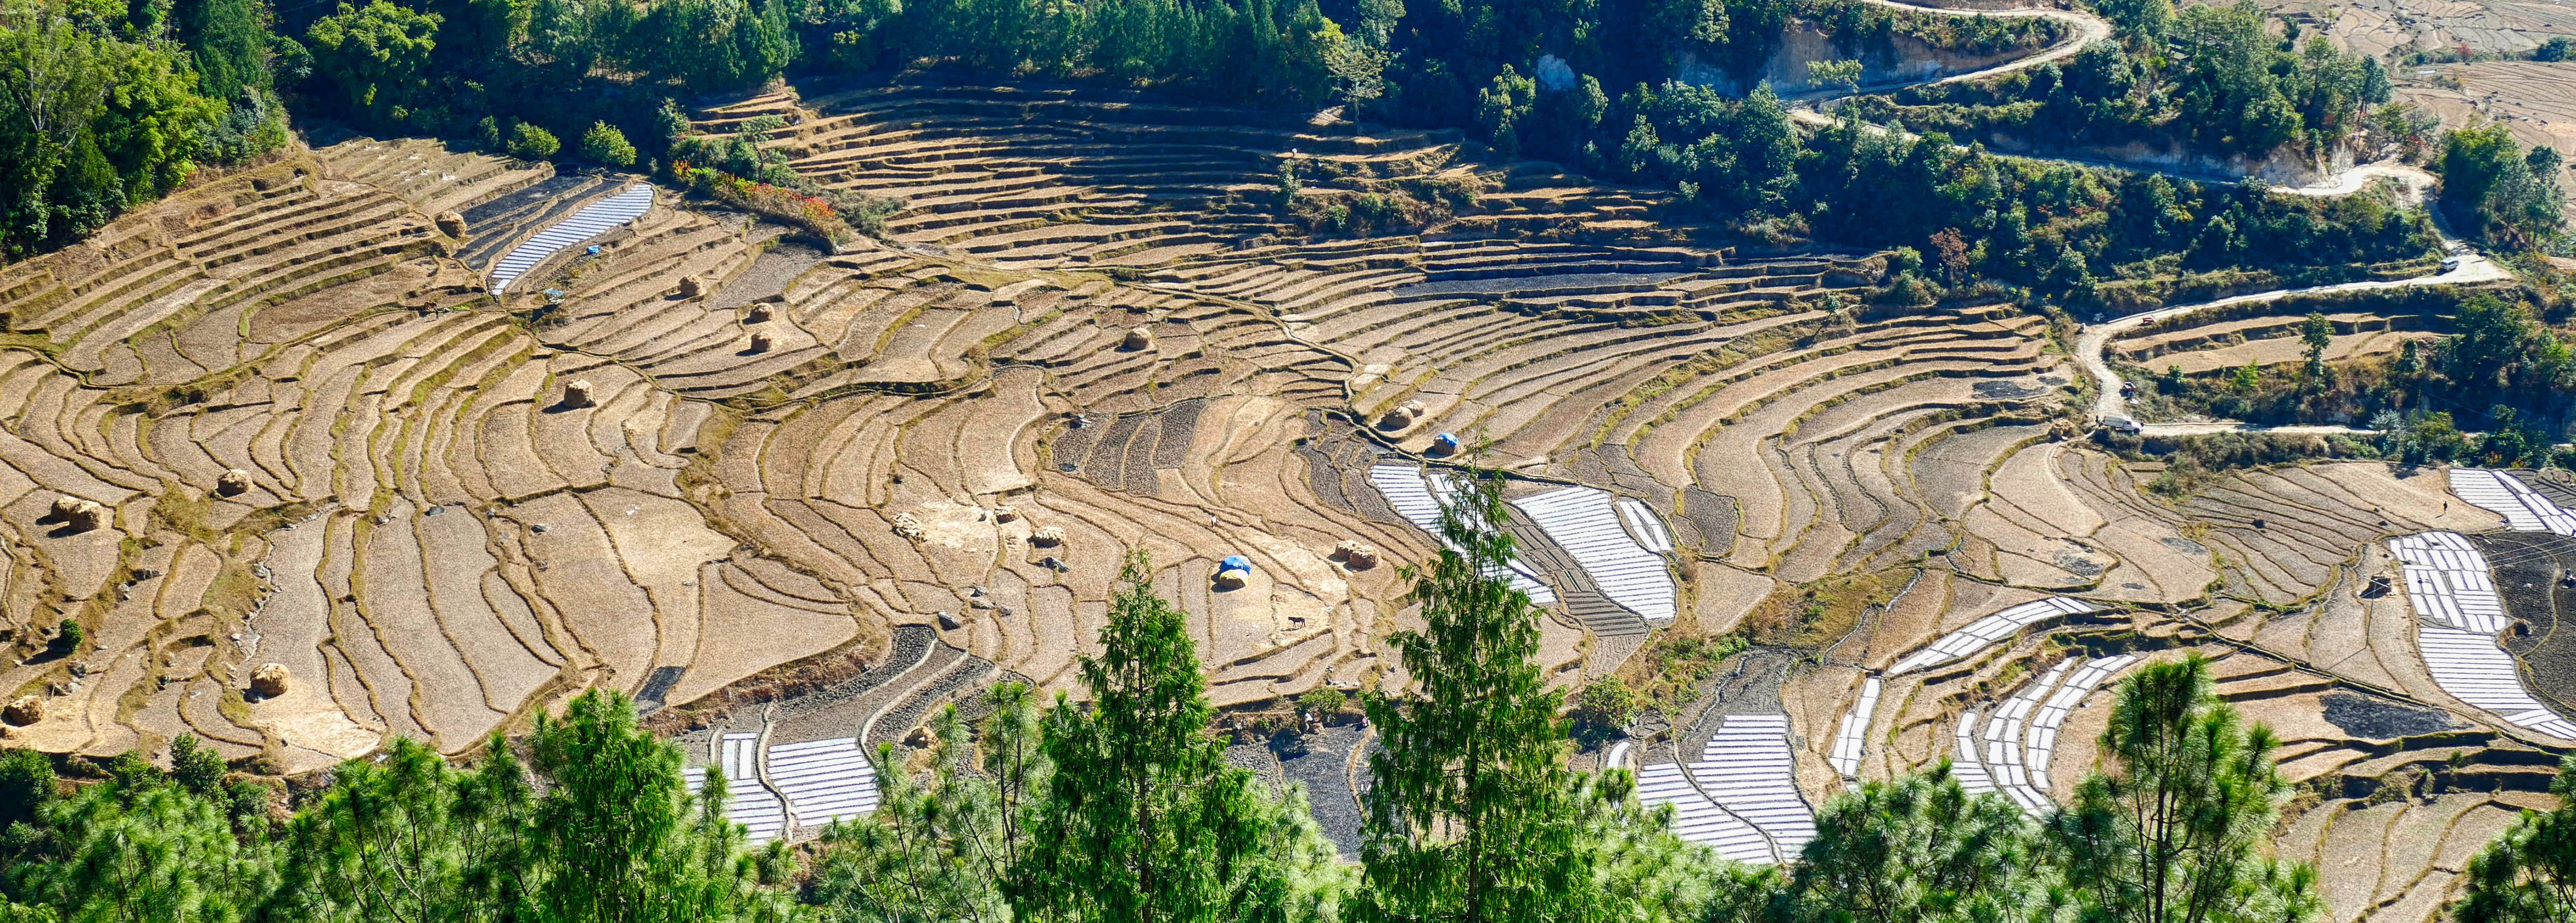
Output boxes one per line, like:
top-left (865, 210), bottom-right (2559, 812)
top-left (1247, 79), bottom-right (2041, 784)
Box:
top-left (1282, 724), bottom-right (1366, 859)
top-left (2509, 470), bottom-right (2576, 510)
top-left (2321, 691), bottom-right (2462, 739)
top-left (2471, 531), bottom-right (2576, 716)
top-left (707, 243), bottom-right (824, 315)
top-left (1680, 488), bottom-right (1739, 559)
top-left (2161, 536), bottom-right (2208, 555)
top-left (1972, 379), bottom-right (2050, 399)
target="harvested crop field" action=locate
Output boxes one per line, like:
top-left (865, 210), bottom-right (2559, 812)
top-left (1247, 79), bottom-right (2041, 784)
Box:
top-left (0, 78), bottom-right (2567, 885)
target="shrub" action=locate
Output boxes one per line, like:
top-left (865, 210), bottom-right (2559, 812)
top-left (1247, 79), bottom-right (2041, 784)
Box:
top-left (507, 122), bottom-right (561, 160)
top-left (580, 121), bottom-right (636, 167)
top-left (53, 619), bottom-right (82, 654)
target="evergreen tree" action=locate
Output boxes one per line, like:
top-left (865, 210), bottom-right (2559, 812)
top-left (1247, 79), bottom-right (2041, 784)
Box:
top-left (2299, 311), bottom-right (2333, 385)
top-left (528, 690), bottom-right (791, 923)
top-left (2454, 754), bottom-right (2576, 923)
top-left (1783, 765), bottom-right (2068, 923)
top-left (1349, 471), bottom-right (1601, 923)
top-left (19, 776), bottom-right (275, 923)
top-left (2047, 655), bottom-right (2319, 923)
top-left (1009, 551), bottom-right (1343, 923)
top-left (810, 687), bottom-right (1048, 923)
top-left (266, 737), bottom-right (536, 923)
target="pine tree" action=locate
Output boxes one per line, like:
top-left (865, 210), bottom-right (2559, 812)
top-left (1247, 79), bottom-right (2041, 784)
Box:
top-left (267, 736), bottom-right (535, 923)
top-left (2048, 655), bottom-right (2318, 923)
top-left (2454, 755), bottom-right (2576, 923)
top-left (1008, 550), bottom-right (1343, 923)
top-left (22, 775), bottom-right (275, 923)
top-left (811, 687), bottom-right (1048, 923)
top-left (1785, 765), bottom-right (2067, 923)
top-left (527, 689), bottom-right (792, 923)
top-left (1349, 471), bottom-right (1602, 923)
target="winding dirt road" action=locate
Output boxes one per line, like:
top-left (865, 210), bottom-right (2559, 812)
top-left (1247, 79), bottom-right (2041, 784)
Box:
top-left (1793, 6), bottom-right (2514, 435)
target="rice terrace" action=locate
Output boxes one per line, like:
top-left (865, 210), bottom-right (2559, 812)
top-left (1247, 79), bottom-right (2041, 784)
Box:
top-left (10, 0), bottom-right (2576, 915)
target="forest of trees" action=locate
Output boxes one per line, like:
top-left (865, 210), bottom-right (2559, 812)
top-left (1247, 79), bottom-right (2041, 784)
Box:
top-left (0, 475), bottom-right (2569, 923)
top-left (0, 0), bottom-right (290, 256)
top-left (11, 0), bottom-right (2555, 275)
top-left (1863, 2), bottom-right (2395, 162)
top-left (2131, 287), bottom-right (2576, 466)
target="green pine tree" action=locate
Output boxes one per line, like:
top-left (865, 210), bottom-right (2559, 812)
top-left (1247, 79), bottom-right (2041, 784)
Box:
top-left (2454, 754), bottom-right (2576, 923)
top-left (1009, 550), bottom-right (1344, 923)
top-left (811, 686), bottom-right (1049, 923)
top-left (2047, 655), bottom-right (2319, 923)
top-left (1784, 765), bottom-right (2067, 923)
top-left (1348, 471), bottom-right (1603, 923)
top-left (527, 690), bottom-right (793, 923)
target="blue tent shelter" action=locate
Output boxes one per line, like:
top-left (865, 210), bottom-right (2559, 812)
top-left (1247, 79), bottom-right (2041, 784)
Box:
top-left (1218, 555), bottom-right (1252, 573)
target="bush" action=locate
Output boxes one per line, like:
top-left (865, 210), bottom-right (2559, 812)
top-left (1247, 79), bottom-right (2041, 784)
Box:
top-left (1572, 676), bottom-right (1638, 744)
top-left (580, 121), bottom-right (636, 167)
top-left (507, 122), bottom-right (561, 160)
top-left (1296, 687), bottom-right (1346, 717)
top-left (52, 619), bottom-right (81, 654)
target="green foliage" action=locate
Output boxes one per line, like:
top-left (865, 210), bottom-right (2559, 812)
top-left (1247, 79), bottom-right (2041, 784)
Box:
top-left (265, 737), bottom-right (534, 922)
top-left (20, 781), bottom-right (274, 923)
top-left (506, 120), bottom-right (559, 159)
top-left (303, 1), bottom-right (439, 128)
top-left (809, 686), bottom-right (1046, 923)
top-left (1570, 676), bottom-right (1637, 744)
top-left (2453, 754), bottom-right (2576, 923)
top-left (2048, 655), bottom-right (2319, 923)
top-left (2299, 311), bottom-right (2333, 384)
top-left (173, 0), bottom-right (267, 100)
top-left (1350, 472), bottom-right (1603, 923)
top-left (1783, 766), bottom-right (2067, 923)
top-left (1010, 550), bottom-right (1344, 923)
top-left (0, 0), bottom-right (250, 257)
top-left (581, 120), bottom-right (636, 165)
top-left (49, 620), bottom-right (79, 654)
top-left (2442, 122), bottom-right (2566, 249)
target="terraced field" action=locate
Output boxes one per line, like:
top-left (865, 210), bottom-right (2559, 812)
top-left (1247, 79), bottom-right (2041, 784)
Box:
top-left (1, 80), bottom-right (2569, 890)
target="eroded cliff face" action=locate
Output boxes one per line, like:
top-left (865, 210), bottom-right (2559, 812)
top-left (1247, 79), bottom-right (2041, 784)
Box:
top-left (1675, 19), bottom-right (2042, 96)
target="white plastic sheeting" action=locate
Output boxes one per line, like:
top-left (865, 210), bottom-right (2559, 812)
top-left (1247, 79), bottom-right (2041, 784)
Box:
top-left (1827, 677), bottom-right (1881, 777)
top-left (489, 183), bottom-right (653, 294)
top-left (1635, 762), bottom-right (1773, 864)
top-left (1511, 486), bottom-right (1676, 620)
top-left (2388, 532), bottom-right (2510, 634)
top-left (2448, 468), bottom-right (2576, 535)
top-left (1887, 598), bottom-right (2099, 676)
top-left (1615, 497), bottom-right (1675, 553)
top-left (1981, 660), bottom-right (2071, 813)
top-left (686, 733), bottom-right (788, 844)
top-left (2416, 626), bottom-right (2576, 739)
top-left (1367, 464), bottom-right (1556, 603)
top-left (2025, 654), bottom-right (2138, 791)
top-left (2385, 532), bottom-right (2576, 740)
top-left (1952, 710), bottom-right (1997, 795)
top-left (769, 738), bottom-right (881, 831)
top-left (1946, 655), bottom-right (2139, 812)
top-left (1690, 714), bottom-right (1816, 863)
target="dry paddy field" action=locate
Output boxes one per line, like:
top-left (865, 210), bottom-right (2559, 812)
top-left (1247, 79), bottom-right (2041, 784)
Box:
top-left (0, 78), bottom-right (2570, 883)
